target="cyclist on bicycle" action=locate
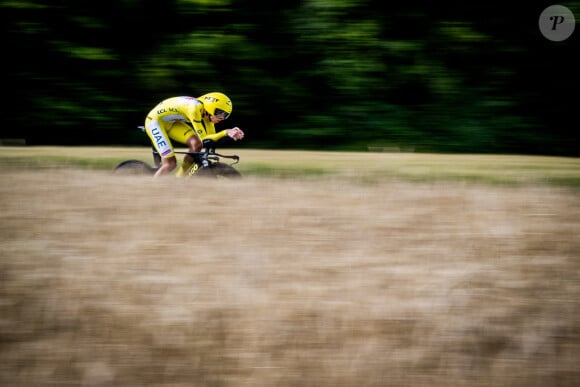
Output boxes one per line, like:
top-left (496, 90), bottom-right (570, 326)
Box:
top-left (144, 92), bottom-right (245, 177)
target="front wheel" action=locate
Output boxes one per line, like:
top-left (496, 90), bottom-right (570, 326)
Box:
top-left (113, 159), bottom-right (157, 175)
top-left (196, 162), bottom-right (242, 179)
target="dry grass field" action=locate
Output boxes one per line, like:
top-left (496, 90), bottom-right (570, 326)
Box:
top-left (1, 148), bottom-right (580, 386)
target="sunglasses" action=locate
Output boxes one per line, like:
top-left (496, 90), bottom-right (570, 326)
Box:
top-left (213, 108), bottom-right (230, 119)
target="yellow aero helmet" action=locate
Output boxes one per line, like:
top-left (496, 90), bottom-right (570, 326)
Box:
top-left (199, 92), bottom-right (232, 119)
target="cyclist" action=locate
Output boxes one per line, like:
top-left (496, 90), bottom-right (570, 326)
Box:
top-left (144, 92), bottom-right (245, 177)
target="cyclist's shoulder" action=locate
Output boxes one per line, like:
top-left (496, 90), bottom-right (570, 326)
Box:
top-left (152, 96), bottom-right (202, 118)
top-left (161, 96), bottom-right (201, 107)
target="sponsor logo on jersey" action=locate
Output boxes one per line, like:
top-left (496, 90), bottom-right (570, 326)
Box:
top-left (151, 127), bottom-right (168, 148)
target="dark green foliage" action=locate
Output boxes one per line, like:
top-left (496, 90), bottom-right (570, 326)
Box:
top-left (2, 0), bottom-right (578, 155)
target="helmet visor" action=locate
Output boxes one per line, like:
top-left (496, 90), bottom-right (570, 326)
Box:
top-left (213, 108), bottom-right (230, 120)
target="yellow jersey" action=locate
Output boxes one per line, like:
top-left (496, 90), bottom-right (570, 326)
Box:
top-left (146, 96), bottom-right (228, 143)
top-left (144, 96), bottom-right (229, 158)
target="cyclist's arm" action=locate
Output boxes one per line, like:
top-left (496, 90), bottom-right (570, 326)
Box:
top-left (190, 113), bottom-right (243, 142)
top-left (202, 130), bottom-right (228, 142)
top-left (200, 125), bottom-right (243, 142)
top-left (206, 128), bottom-right (244, 141)
top-left (188, 108), bottom-right (228, 142)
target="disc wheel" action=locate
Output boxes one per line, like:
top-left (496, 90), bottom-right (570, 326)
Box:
top-left (113, 160), bottom-right (157, 175)
top-left (196, 163), bottom-right (242, 179)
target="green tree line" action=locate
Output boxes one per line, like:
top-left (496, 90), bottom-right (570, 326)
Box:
top-left (2, 0), bottom-right (579, 155)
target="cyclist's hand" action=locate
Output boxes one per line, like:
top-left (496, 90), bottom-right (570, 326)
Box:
top-left (226, 127), bottom-right (244, 141)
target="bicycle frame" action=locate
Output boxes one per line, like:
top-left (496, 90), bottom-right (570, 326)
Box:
top-left (175, 140), bottom-right (240, 176)
top-left (134, 126), bottom-right (241, 178)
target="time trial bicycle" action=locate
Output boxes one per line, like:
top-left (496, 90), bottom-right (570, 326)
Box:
top-left (113, 126), bottom-right (242, 179)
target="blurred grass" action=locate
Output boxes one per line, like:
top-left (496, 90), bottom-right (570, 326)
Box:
top-left (1, 168), bottom-right (579, 386)
top-left (1, 146), bottom-right (579, 186)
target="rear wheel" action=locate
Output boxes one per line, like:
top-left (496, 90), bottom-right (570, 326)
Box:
top-left (113, 160), bottom-right (157, 175)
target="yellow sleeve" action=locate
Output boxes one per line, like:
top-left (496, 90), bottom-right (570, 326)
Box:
top-left (202, 130), bottom-right (228, 142)
top-left (194, 116), bottom-right (228, 142)
top-left (190, 120), bottom-right (227, 142)
top-left (191, 121), bottom-right (206, 138)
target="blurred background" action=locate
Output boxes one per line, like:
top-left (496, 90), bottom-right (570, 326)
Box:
top-left (2, 0), bottom-right (578, 155)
